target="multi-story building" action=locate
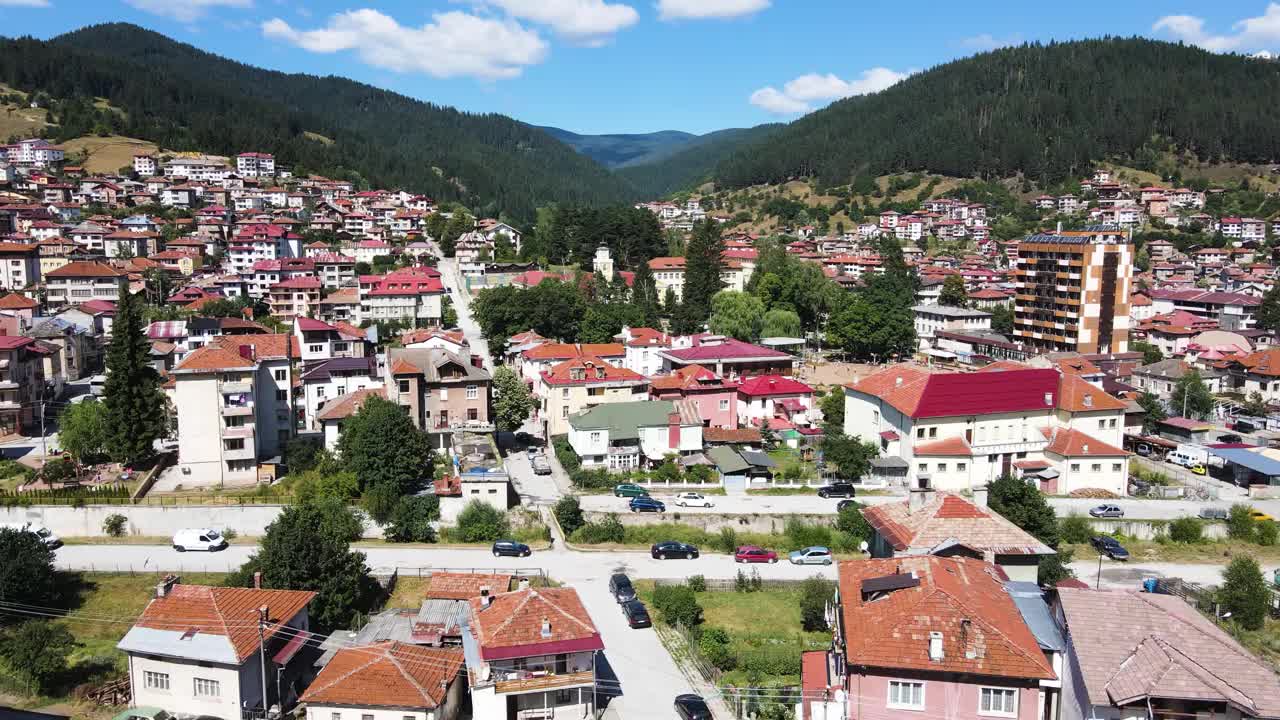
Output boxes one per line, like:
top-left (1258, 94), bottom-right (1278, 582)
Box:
top-left (0, 241), bottom-right (40, 291)
top-left (913, 304), bottom-right (993, 349)
top-left (1012, 227), bottom-right (1132, 354)
top-left (172, 335), bottom-right (295, 484)
top-left (387, 347), bottom-right (492, 444)
top-left (3, 138), bottom-right (64, 167)
top-left (299, 356), bottom-right (382, 431)
top-left (567, 399), bottom-right (703, 471)
top-left (648, 256), bottom-right (686, 301)
top-left (0, 335), bottom-right (54, 437)
top-left (538, 355), bottom-right (648, 436)
top-left (44, 261), bottom-right (122, 306)
top-left (465, 587), bottom-right (604, 720)
top-left (132, 154), bottom-right (157, 176)
top-left (267, 277), bottom-right (322, 319)
top-left (649, 364), bottom-right (739, 429)
top-left (359, 267), bottom-right (445, 325)
top-left (235, 152), bottom-right (276, 177)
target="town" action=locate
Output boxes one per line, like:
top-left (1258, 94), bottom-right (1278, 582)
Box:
top-left (4, 12), bottom-right (1280, 720)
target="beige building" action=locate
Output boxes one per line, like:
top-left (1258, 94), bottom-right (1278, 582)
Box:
top-left (387, 347), bottom-right (492, 445)
top-left (538, 355), bottom-right (648, 436)
top-left (44, 260), bottom-right (123, 306)
top-left (1012, 228), bottom-right (1132, 354)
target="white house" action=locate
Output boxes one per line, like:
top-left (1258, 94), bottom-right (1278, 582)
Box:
top-left (567, 399), bottom-right (703, 471)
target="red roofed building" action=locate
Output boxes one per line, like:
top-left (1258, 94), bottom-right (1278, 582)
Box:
top-left (465, 587), bottom-right (603, 720)
top-left (845, 364), bottom-right (1129, 495)
top-left (359, 267), bottom-right (445, 326)
top-left (736, 374), bottom-right (816, 429)
top-left (300, 642), bottom-right (465, 720)
top-left (0, 335), bottom-right (53, 436)
top-left (649, 364), bottom-right (740, 429)
top-left (660, 335), bottom-right (796, 379)
top-left (267, 276), bottom-right (321, 319)
top-left (811, 555), bottom-right (1055, 720)
top-left (538, 355), bottom-right (646, 435)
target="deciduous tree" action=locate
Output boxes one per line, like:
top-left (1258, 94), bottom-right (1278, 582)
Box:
top-left (1171, 368), bottom-right (1214, 420)
top-left (1219, 555), bottom-right (1270, 630)
top-left (492, 366), bottom-right (535, 433)
top-left (337, 396), bottom-right (434, 522)
top-left (708, 290), bottom-right (765, 342)
top-left (938, 275), bottom-right (968, 307)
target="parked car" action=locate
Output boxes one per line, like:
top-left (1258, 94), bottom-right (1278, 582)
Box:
top-left (1089, 504), bottom-right (1124, 518)
top-left (1231, 419), bottom-right (1259, 434)
top-left (1198, 507), bottom-right (1228, 521)
top-left (2, 522), bottom-right (61, 549)
top-left (629, 496), bottom-right (666, 513)
top-left (789, 546), bottom-right (833, 565)
top-left (1190, 464), bottom-right (1207, 475)
top-left (531, 455), bottom-right (552, 475)
top-left (651, 541), bottom-right (699, 559)
top-left (1251, 510), bottom-right (1276, 522)
top-left (1091, 535), bottom-right (1130, 561)
top-left (609, 573), bottom-right (637, 603)
top-left (621, 599), bottom-right (651, 628)
top-left (674, 492), bottom-right (713, 507)
top-left (1134, 443), bottom-right (1152, 457)
top-left (836, 499), bottom-right (859, 512)
top-left (172, 528), bottom-right (228, 552)
top-left (734, 545), bottom-right (778, 563)
top-left (817, 482), bottom-right (856, 499)
top-left (614, 483), bottom-right (649, 498)
top-left (1218, 433), bottom-right (1243, 444)
top-left (491, 539), bottom-right (531, 557)
top-left (675, 694), bottom-right (713, 720)
top-left (514, 431), bottom-right (536, 446)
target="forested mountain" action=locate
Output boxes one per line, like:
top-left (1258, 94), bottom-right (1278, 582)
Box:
top-left (0, 23), bottom-right (636, 222)
top-left (714, 39), bottom-right (1280, 190)
top-left (618, 124), bottom-right (782, 197)
top-left (538, 127), bottom-right (696, 168)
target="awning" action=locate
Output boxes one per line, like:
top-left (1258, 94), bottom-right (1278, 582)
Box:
top-left (879, 430), bottom-right (900, 441)
top-left (272, 629), bottom-right (311, 664)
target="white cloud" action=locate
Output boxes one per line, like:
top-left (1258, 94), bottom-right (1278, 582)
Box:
top-left (1153, 3), bottom-right (1280, 53)
top-left (262, 9), bottom-right (548, 81)
top-left (125, 0), bottom-right (252, 22)
top-left (750, 68), bottom-right (910, 115)
top-left (481, 0), bottom-right (638, 44)
top-left (657, 0), bottom-right (769, 21)
top-left (960, 33), bottom-right (1021, 51)
top-left (0, 0), bottom-right (50, 6)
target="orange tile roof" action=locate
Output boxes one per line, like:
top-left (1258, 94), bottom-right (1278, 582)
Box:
top-left (836, 556), bottom-right (1055, 680)
top-left (648, 364), bottom-right (731, 391)
top-left (174, 343), bottom-right (256, 373)
top-left (860, 492), bottom-right (1053, 556)
top-left (317, 388), bottom-right (386, 422)
top-left (300, 642), bottom-right (462, 709)
top-left (1056, 373), bottom-right (1126, 412)
top-left (425, 572), bottom-right (513, 601)
top-left (213, 333), bottom-right (295, 360)
top-left (1227, 348), bottom-right (1280, 377)
top-left (134, 584), bottom-right (315, 663)
top-left (0, 292), bottom-right (37, 309)
top-left (468, 588), bottom-right (602, 658)
top-left (522, 342), bottom-right (624, 361)
top-left (912, 436), bottom-right (973, 456)
top-left (844, 364), bottom-right (934, 414)
top-left (46, 260), bottom-right (123, 278)
top-left (541, 355), bottom-right (644, 386)
top-left (1044, 427), bottom-right (1129, 457)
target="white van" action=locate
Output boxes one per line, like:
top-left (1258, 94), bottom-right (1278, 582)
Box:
top-left (172, 528), bottom-right (228, 552)
top-left (2, 522), bottom-right (61, 548)
top-left (89, 375), bottom-right (107, 397)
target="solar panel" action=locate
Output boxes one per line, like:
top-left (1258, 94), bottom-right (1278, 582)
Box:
top-left (860, 573), bottom-right (919, 595)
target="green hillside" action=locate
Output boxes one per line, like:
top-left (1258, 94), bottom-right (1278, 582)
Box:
top-left (538, 126), bottom-right (696, 168)
top-left (618, 124), bottom-right (783, 197)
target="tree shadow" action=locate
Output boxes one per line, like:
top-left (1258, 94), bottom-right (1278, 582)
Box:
top-left (51, 571), bottom-right (96, 613)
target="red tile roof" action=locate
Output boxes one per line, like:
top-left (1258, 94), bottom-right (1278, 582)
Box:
top-left (425, 572), bottom-right (513, 601)
top-left (541, 356), bottom-right (644, 386)
top-left (174, 343), bottom-right (257, 373)
top-left (46, 260), bottom-right (123, 278)
top-left (468, 588), bottom-right (603, 660)
top-left (300, 642), bottom-right (462, 709)
top-left (523, 342), bottom-right (624, 361)
top-left (0, 293), bottom-right (36, 309)
top-left (662, 338), bottom-right (792, 363)
top-left (317, 388), bottom-right (386, 422)
top-left (850, 365), bottom-right (1060, 418)
top-left (736, 374), bottom-right (813, 397)
top-left (860, 492), bottom-right (1054, 555)
top-left (134, 584), bottom-right (315, 663)
top-left (1043, 427), bottom-right (1129, 457)
top-left (837, 556), bottom-right (1055, 679)
top-left (214, 333), bottom-right (296, 360)
top-left (912, 437), bottom-right (973, 456)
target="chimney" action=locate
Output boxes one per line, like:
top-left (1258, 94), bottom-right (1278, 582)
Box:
top-left (238, 344), bottom-right (255, 361)
top-left (909, 474), bottom-right (935, 513)
top-left (155, 574), bottom-right (181, 598)
top-left (518, 578), bottom-right (530, 591)
top-left (895, 376), bottom-right (903, 387)
top-left (253, 571), bottom-right (262, 589)
top-left (928, 631), bottom-right (944, 661)
top-left (1082, 444), bottom-right (1089, 454)
top-left (1083, 394), bottom-right (1093, 408)
top-left (972, 484), bottom-right (989, 508)
top-left (540, 617), bottom-right (552, 639)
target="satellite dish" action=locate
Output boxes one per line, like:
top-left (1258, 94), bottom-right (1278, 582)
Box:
top-left (859, 540), bottom-right (869, 553)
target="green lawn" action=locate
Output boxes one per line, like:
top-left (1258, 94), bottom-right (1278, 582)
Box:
top-left (385, 577), bottom-right (430, 609)
top-left (1065, 539), bottom-right (1280, 564)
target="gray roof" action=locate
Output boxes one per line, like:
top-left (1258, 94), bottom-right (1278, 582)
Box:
top-left (706, 445), bottom-right (750, 473)
top-left (1132, 359), bottom-right (1191, 380)
top-left (912, 304), bottom-right (992, 318)
top-left (738, 449), bottom-right (777, 468)
top-left (388, 347), bottom-right (490, 383)
top-left (117, 626), bottom-right (239, 665)
top-left (1003, 581), bottom-right (1065, 652)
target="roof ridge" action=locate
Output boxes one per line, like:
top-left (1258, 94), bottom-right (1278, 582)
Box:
top-left (304, 648), bottom-right (389, 700)
top-left (1155, 636), bottom-right (1258, 712)
top-left (382, 641), bottom-right (437, 704)
top-left (931, 575), bottom-right (1054, 675)
top-left (207, 586), bottom-right (232, 639)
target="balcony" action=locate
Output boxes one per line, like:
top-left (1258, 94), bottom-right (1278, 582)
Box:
top-left (222, 444), bottom-right (255, 461)
top-left (220, 381), bottom-right (252, 395)
top-left (222, 403), bottom-right (254, 417)
top-left (494, 670), bottom-right (594, 695)
top-left (223, 425), bottom-right (256, 440)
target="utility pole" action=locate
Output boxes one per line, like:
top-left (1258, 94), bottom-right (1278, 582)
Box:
top-left (258, 605), bottom-right (269, 719)
top-left (1096, 552), bottom-right (1103, 590)
top-left (39, 384), bottom-right (47, 460)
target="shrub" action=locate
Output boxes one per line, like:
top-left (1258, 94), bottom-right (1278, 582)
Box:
top-left (383, 496), bottom-right (440, 543)
top-left (698, 627), bottom-right (736, 670)
top-left (716, 527), bottom-right (738, 554)
top-left (455, 500), bottom-right (510, 542)
top-left (739, 645), bottom-right (802, 676)
top-left (1060, 514), bottom-right (1093, 544)
top-left (785, 519), bottom-right (834, 550)
top-left (103, 513), bottom-right (128, 537)
top-left (735, 568), bottom-right (750, 593)
top-left (552, 435), bottom-right (580, 473)
top-left (1258, 520), bottom-right (1279, 547)
top-left (1219, 555), bottom-right (1271, 630)
top-left (800, 575), bottom-right (835, 631)
top-left (1168, 517), bottom-right (1204, 544)
top-left (571, 514), bottom-right (625, 544)
top-left (1228, 504), bottom-right (1257, 541)
top-left (835, 503), bottom-right (871, 541)
top-left (570, 468), bottom-right (613, 490)
top-left (222, 528), bottom-right (239, 541)
top-left (688, 574), bottom-right (707, 592)
top-left (553, 496), bottom-right (585, 535)
top-left (652, 584), bottom-right (703, 627)
top-left (685, 465), bottom-right (715, 484)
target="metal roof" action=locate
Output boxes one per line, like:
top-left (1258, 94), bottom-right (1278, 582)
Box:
top-left (1004, 581), bottom-right (1065, 652)
top-left (1209, 447), bottom-right (1280, 478)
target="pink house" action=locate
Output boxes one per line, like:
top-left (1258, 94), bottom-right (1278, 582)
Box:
top-left (736, 374), bottom-right (815, 428)
top-left (649, 364), bottom-right (739, 429)
top-left (803, 555), bottom-right (1056, 720)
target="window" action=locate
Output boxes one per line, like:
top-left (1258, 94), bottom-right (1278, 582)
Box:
top-left (916, 428), bottom-right (925, 439)
top-left (308, 344), bottom-right (323, 354)
top-left (331, 714), bottom-right (341, 720)
top-left (1091, 463), bottom-right (1102, 473)
top-left (468, 408), bottom-right (478, 421)
top-left (719, 399), bottom-right (730, 411)
top-left (1070, 463), bottom-right (1080, 472)
top-left (274, 369), bottom-right (286, 381)
top-left (1111, 463), bottom-right (1122, 472)
top-left (928, 427), bottom-right (937, 439)
top-left (225, 438), bottom-right (244, 451)
top-left (562, 406), bottom-right (569, 419)
top-left (440, 388), bottom-right (448, 400)
top-left (979, 687), bottom-right (1017, 717)
top-left (362, 715), bottom-right (374, 720)
top-left (317, 387), bottom-right (326, 399)
top-left (590, 432), bottom-right (601, 443)
top-left (918, 463), bottom-right (927, 472)
top-left (398, 379), bottom-right (410, 393)
top-left (957, 463), bottom-right (967, 472)
top-left (466, 384), bottom-right (479, 400)
top-left (193, 678), bottom-right (220, 697)
top-left (143, 671), bottom-right (169, 691)
top-left (1108, 418), bottom-right (1118, 428)
top-left (937, 463), bottom-right (947, 472)
top-left (562, 388), bottom-right (570, 399)
top-left (1098, 419), bottom-right (1106, 429)
top-left (276, 389), bottom-right (287, 403)
top-left (888, 680), bottom-right (924, 710)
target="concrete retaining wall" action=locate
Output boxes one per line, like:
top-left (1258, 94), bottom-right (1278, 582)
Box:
top-left (584, 510), bottom-right (833, 534)
top-left (0, 504), bottom-right (384, 539)
top-left (1087, 517), bottom-right (1227, 540)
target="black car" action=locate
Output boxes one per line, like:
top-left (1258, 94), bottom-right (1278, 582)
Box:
top-left (651, 541), bottom-right (699, 560)
top-left (675, 693), bottom-right (713, 720)
top-left (836, 499), bottom-right (859, 512)
top-left (1090, 535), bottom-right (1130, 561)
top-left (1218, 433), bottom-right (1243, 444)
top-left (1234, 419), bottom-right (1258, 434)
top-left (621, 599), bottom-right (651, 628)
top-left (514, 431), bottom-right (537, 446)
top-left (491, 539), bottom-right (531, 557)
top-left (609, 573), bottom-right (637, 603)
top-left (818, 483), bottom-right (856, 499)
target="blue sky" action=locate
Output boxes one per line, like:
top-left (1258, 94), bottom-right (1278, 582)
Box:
top-left (3, 0), bottom-right (1280, 134)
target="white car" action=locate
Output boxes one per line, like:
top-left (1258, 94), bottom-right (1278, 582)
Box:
top-left (674, 492), bottom-right (713, 508)
top-left (172, 528), bottom-right (228, 552)
top-left (1, 522), bottom-right (61, 548)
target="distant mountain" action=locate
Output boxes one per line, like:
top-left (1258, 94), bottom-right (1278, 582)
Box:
top-left (618, 124), bottom-right (783, 197)
top-left (0, 23), bottom-right (636, 222)
top-left (538, 127), bottom-right (697, 168)
top-left (713, 38), bottom-right (1280, 189)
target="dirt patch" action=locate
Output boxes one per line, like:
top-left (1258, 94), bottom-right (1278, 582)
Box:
top-left (61, 136), bottom-right (160, 174)
top-left (796, 360), bottom-right (879, 389)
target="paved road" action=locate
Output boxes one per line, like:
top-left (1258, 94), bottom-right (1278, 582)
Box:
top-left (1068, 556), bottom-right (1228, 589)
top-left (434, 252), bottom-right (492, 370)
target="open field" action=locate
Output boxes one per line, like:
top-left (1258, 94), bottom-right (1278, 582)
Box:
top-left (61, 135), bottom-right (159, 174)
top-left (0, 85), bottom-right (50, 140)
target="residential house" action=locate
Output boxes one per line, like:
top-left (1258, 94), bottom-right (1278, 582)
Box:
top-left (44, 261), bottom-right (122, 306)
top-left (913, 304), bottom-right (993, 349)
top-left (659, 335), bottom-right (796, 379)
top-left (316, 388), bottom-right (385, 451)
top-left (567, 399), bottom-right (703, 471)
top-left (1216, 348), bottom-right (1280, 403)
top-left (517, 343), bottom-right (626, 391)
top-left (0, 241), bottom-right (40, 291)
top-left (300, 356), bottom-right (382, 431)
top-left (0, 335), bottom-right (54, 437)
top-left (300, 643), bottom-right (465, 720)
top-left (387, 347), bottom-right (492, 442)
top-left (360, 267), bottom-right (445, 325)
top-left (293, 317), bottom-right (369, 363)
top-left (28, 317), bottom-right (96, 382)
top-left (649, 364), bottom-right (739, 429)
top-left (117, 580), bottom-right (316, 720)
top-left (615, 326), bottom-right (672, 377)
top-left (736, 374), bottom-right (815, 430)
top-left (267, 277), bottom-right (322, 319)
top-left (538, 355), bottom-right (647, 436)
top-left (464, 587), bottom-right (603, 720)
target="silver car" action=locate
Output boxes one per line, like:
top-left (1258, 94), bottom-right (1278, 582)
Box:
top-left (789, 546), bottom-right (833, 565)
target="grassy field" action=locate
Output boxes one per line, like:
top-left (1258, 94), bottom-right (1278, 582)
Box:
top-left (0, 85), bottom-right (50, 140)
top-left (1066, 538), bottom-right (1280, 565)
top-left (385, 576), bottom-right (430, 609)
top-left (61, 135), bottom-right (160, 174)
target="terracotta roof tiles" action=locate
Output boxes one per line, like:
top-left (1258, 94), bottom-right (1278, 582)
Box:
top-left (860, 492), bottom-right (1054, 556)
top-left (134, 584), bottom-right (315, 663)
top-left (300, 642), bottom-right (462, 709)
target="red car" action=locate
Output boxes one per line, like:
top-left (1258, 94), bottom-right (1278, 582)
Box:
top-left (734, 545), bottom-right (778, 563)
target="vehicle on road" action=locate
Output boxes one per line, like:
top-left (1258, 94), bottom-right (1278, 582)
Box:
top-left (651, 541), bottom-right (699, 559)
top-left (675, 694), bottom-right (713, 720)
top-left (621, 599), bottom-right (651, 628)
top-left (1169, 444), bottom-right (1209, 468)
top-left (734, 545), bottom-right (778, 563)
top-left (1218, 433), bottom-right (1243, 444)
top-left (614, 483), bottom-right (649, 498)
top-left (609, 573), bottom-right (637, 603)
top-left (817, 482), bottom-right (856, 499)
top-left (1091, 535), bottom-right (1130, 561)
top-left (1231, 419), bottom-right (1259, 434)
top-left (531, 455), bottom-right (552, 475)
top-left (674, 492), bottom-right (713, 507)
top-left (1134, 443), bottom-right (1152, 457)
top-left (1190, 464), bottom-right (1207, 475)
top-left (629, 496), bottom-right (666, 513)
top-left (836, 499), bottom-right (859, 512)
top-left (1198, 507), bottom-right (1228, 520)
top-left (2, 522), bottom-right (61, 549)
top-left (789, 546), bottom-right (833, 565)
top-left (514, 431), bottom-right (536, 446)
top-left (172, 528), bottom-right (227, 552)
top-left (89, 374), bottom-right (106, 397)
top-left (1089, 504), bottom-right (1124, 518)
top-left (491, 539), bottom-right (531, 557)
top-left (1251, 510), bottom-right (1276, 522)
